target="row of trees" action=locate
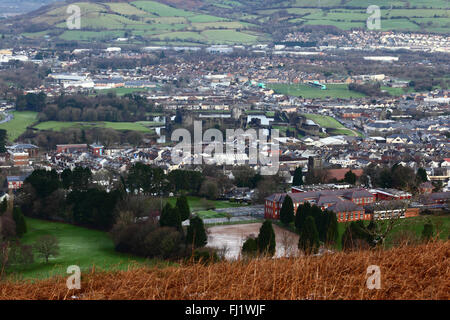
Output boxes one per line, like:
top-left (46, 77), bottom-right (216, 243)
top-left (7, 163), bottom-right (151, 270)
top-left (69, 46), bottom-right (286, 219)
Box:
top-left (280, 197), bottom-right (339, 254)
top-left (16, 92), bottom-right (157, 123)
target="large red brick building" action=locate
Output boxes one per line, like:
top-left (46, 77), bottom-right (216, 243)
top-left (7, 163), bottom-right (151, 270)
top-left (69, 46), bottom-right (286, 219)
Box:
top-left (265, 187), bottom-right (414, 222)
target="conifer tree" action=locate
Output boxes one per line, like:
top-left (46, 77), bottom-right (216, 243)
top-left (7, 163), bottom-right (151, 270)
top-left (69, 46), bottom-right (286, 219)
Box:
top-left (12, 207), bottom-right (27, 238)
top-left (186, 216), bottom-right (207, 248)
top-left (159, 203), bottom-right (182, 232)
top-left (295, 201), bottom-right (312, 233)
top-left (257, 220), bottom-right (276, 256)
top-left (292, 167), bottom-right (303, 186)
top-left (176, 195), bottom-right (191, 221)
top-left (279, 195), bottom-right (294, 226)
top-left (298, 216), bottom-right (320, 254)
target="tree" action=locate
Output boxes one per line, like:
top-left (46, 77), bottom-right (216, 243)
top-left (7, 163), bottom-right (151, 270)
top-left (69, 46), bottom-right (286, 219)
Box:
top-left (341, 221), bottom-right (374, 251)
top-left (279, 195), bottom-right (294, 226)
top-left (61, 168), bottom-right (73, 189)
top-left (12, 207), bottom-right (27, 238)
top-left (34, 235), bottom-right (60, 263)
top-left (325, 210), bottom-right (339, 246)
top-left (421, 220), bottom-right (434, 242)
top-left (344, 170), bottom-right (357, 185)
top-left (0, 198), bottom-right (7, 215)
top-left (186, 216), bottom-right (207, 248)
top-left (241, 236), bottom-right (258, 257)
top-left (295, 201), bottom-right (311, 232)
top-left (0, 129), bottom-right (7, 153)
top-left (176, 195), bottom-right (191, 221)
top-left (159, 203), bottom-right (182, 232)
top-left (257, 220), bottom-right (276, 256)
top-left (292, 167), bottom-right (303, 186)
top-left (298, 216), bottom-right (320, 254)
top-left (416, 167), bottom-right (428, 183)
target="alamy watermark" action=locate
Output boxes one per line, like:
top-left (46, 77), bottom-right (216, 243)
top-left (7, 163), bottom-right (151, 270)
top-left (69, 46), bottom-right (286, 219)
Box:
top-left (66, 5), bottom-right (81, 30)
top-left (366, 265), bottom-right (381, 290)
top-left (171, 121), bottom-right (280, 175)
top-left (367, 5), bottom-right (381, 30)
top-left (66, 265), bottom-right (81, 290)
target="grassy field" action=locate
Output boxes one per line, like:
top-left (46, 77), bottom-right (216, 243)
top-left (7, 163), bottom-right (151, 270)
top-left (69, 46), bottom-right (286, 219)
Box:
top-left (19, 0), bottom-right (449, 45)
top-left (269, 83), bottom-right (366, 99)
top-left (165, 196), bottom-right (246, 211)
top-left (0, 111), bottom-right (38, 142)
top-left (33, 121), bottom-right (162, 133)
top-left (195, 210), bottom-right (229, 219)
top-left (302, 113), bottom-right (362, 137)
top-left (6, 218), bottom-right (160, 280)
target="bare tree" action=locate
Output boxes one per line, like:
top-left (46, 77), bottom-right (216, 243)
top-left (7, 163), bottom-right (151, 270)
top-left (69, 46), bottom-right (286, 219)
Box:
top-left (34, 235), bottom-right (60, 263)
top-left (280, 229), bottom-right (297, 257)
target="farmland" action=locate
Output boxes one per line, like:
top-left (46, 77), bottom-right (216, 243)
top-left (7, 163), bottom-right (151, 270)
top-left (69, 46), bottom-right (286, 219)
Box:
top-left (20, 0), bottom-right (264, 45)
top-left (15, 0), bottom-right (449, 45)
top-left (0, 111), bottom-right (38, 142)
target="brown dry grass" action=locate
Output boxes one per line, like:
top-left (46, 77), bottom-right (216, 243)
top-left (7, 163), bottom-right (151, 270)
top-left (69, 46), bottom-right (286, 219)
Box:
top-left (1, 241), bottom-right (449, 300)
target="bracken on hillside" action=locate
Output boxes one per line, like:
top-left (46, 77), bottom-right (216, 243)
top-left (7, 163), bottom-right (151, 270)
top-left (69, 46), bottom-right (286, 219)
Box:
top-left (1, 241), bottom-right (449, 300)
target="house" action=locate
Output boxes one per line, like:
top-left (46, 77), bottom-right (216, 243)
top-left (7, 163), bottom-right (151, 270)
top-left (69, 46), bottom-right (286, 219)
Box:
top-left (7, 175), bottom-right (29, 190)
top-left (56, 144), bottom-right (88, 153)
top-left (419, 181), bottom-right (433, 194)
top-left (89, 143), bottom-right (104, 156)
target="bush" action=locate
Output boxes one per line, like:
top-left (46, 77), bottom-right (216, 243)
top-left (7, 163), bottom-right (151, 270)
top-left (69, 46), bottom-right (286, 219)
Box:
top-left (111, 220), bottom-right (186, 260)
top-left (190, 248), bottom-right (219, 264)
top-left (241, 236), bottom-right (258, 257)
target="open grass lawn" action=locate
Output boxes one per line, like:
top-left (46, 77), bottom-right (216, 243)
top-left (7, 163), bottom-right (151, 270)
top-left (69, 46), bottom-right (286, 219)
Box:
top-left (269, 83), bottom-right (366, 99)
top-left (302, 113), bottom-right (343, 129)
top-left (33, 121), bottom-right (162, 133)
top-left (0, 111), bottom-right (38, 142)
top-left (165, 196), bottom-right (245, 211)
top-left (95, 87), bottom-right (155, 96)
top-left (6, 218), bottom-right (165, 280)
top-left (196, 210), bottom-right (228, 219)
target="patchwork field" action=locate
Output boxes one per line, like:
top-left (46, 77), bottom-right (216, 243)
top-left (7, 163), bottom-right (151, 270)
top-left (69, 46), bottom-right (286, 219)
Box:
top-left (17, 0), bottom-right (449, 45)
top-left (21, 0), bottom-right (264, 44)
top-left (0, 111), bottom-right (38, 142)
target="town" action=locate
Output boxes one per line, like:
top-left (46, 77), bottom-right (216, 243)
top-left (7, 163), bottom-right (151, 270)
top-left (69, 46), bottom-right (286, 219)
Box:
top-left (0, 0), bottom-right (448, 302)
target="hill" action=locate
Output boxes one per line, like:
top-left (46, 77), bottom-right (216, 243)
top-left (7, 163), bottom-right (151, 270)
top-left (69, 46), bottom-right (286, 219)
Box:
top-left (1, 241), bottom-right (449, 299)
top-left (2, 0), bottom-right (448, 45)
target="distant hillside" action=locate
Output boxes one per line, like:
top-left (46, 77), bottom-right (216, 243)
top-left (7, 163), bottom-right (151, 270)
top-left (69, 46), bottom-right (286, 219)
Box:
top-left (1, 241), bottom-right (449, 299)
top-left (0, 0), bottom-right (62, 17)
top-left (2, 0), bottom-right (449, 45)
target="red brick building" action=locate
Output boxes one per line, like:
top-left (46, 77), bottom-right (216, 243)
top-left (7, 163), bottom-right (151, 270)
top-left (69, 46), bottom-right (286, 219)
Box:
top-left (265, 188), bottom-right (375, 222)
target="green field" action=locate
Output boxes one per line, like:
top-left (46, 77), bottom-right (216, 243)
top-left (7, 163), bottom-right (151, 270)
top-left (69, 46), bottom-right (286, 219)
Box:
top-left (33, 121), bottom-right (162, 133)
top-left (165, 196), bottom-right (246, 211)
top-left (0, 111), bottom-right (38, 142)
top-left (302, 113), bottom-right (343, 128)
top-left (196, 210), bottom-right (229, 219)
top-left (269, 83), bottom-right (366, 99)
top-left (18, 0), bottom-right (450, 44)
top-left (302, 113), bottom-right (361, 137)
top-left (7, 218), bottom-right (162, 280)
